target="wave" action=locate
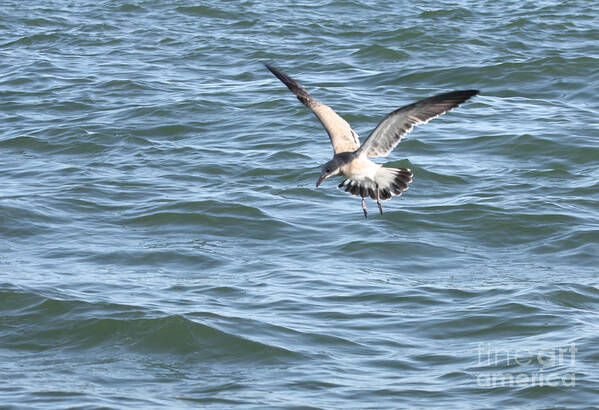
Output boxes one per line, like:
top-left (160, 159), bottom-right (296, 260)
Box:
top-left (0, 287), bottom-right (303, 362)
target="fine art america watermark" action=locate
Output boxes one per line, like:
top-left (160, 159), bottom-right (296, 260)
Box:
top-left (476, 343), bottom-right (576, 388)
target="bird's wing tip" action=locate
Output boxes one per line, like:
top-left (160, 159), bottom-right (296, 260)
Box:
top-left (264, 63), bottom-right (282, 76)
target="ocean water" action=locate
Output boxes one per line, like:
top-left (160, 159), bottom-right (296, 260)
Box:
top-left (1, 0), bottom-right (598, 408)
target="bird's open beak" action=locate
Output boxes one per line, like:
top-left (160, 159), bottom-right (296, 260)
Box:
top-left (316, 174), bottom-right (327, 188)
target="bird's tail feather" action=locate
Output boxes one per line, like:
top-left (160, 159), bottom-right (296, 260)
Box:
top-left (338, 167), bottom-right (413, 200)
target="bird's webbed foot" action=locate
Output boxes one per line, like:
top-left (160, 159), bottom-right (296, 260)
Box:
top-left (361, 197), bottom-right (367, 218)
top-left (375, 185), bottom-right (383, 215)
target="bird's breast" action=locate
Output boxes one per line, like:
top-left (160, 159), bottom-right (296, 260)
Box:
top-left (340, 157), bottom-right (380, 181)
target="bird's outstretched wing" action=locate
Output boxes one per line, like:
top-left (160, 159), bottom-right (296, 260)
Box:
top-left (265, 64), bottom-right (360, 154)
top-left (357, 90), bottom-right (479, 158)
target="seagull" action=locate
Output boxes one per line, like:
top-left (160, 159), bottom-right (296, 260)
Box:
top-left (265, 64), bottom-right (479, 218)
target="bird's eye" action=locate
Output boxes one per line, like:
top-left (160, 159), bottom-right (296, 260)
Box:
top-left (325, 168), bottom-right (331, 173)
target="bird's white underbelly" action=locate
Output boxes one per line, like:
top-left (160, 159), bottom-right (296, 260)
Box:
top-left (340, 157), bottom-right (381, 181)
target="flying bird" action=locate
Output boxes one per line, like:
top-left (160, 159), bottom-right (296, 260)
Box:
top-left (265, 64), bottom-right (479, 218)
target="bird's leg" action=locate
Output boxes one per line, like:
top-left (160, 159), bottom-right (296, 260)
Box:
top-left (376, 185), bottom-right (383, 215)
top-left (361, 197), bottom-right (368, 218)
